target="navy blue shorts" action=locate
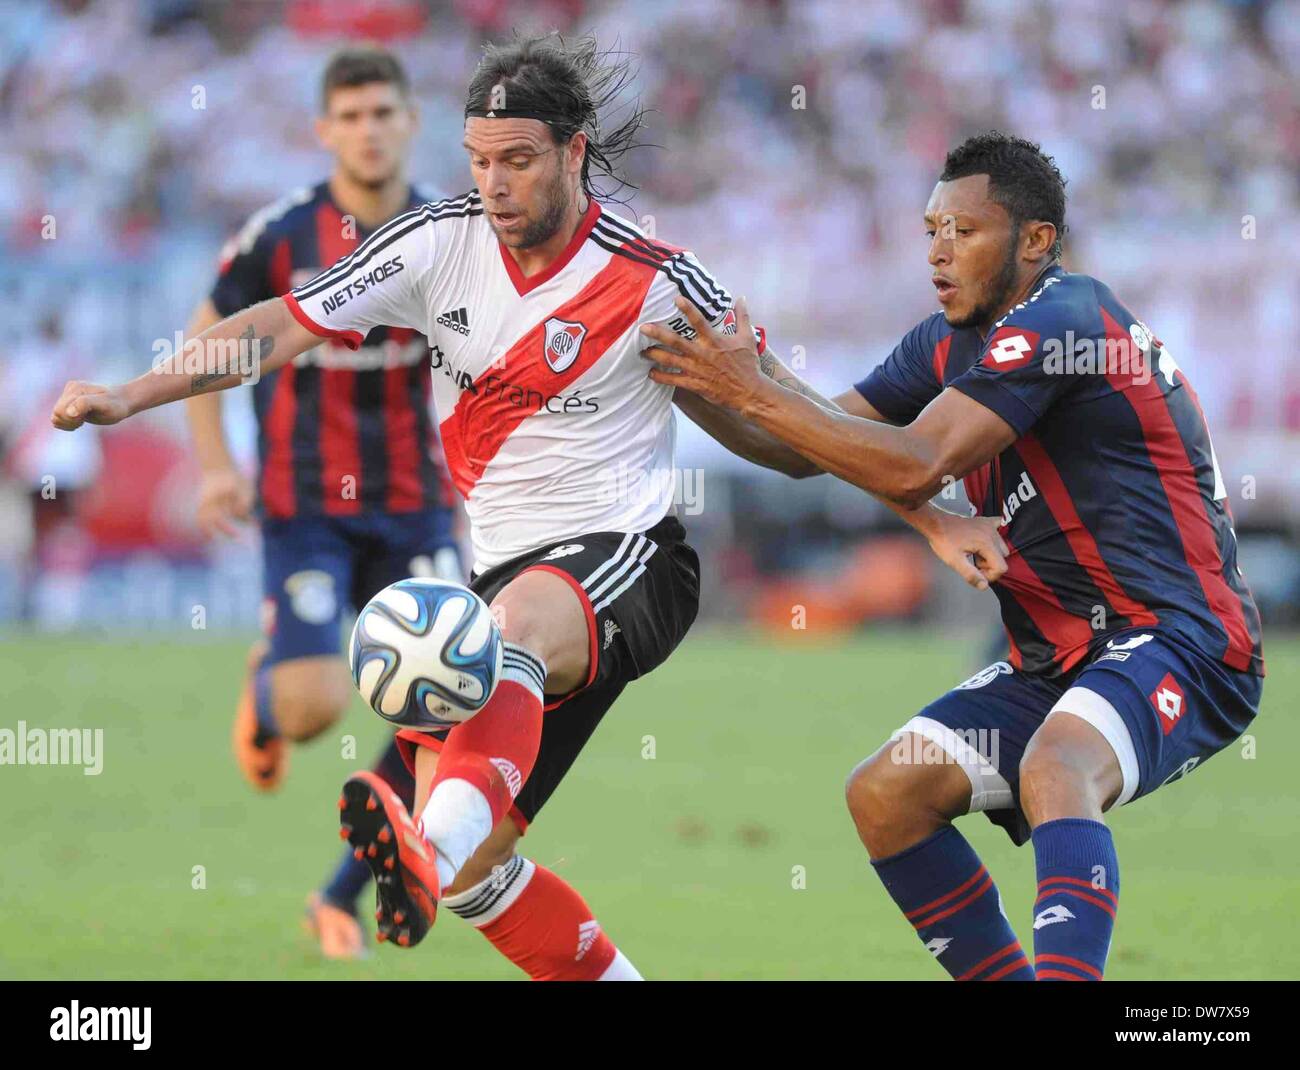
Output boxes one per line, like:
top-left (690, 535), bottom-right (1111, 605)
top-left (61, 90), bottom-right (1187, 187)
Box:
top-left (895, 628), bottom-right (1263, 845)
top-left (261, 510), bottom-right (461, 666)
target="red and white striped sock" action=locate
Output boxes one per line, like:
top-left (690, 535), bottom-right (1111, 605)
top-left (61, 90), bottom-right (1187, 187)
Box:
top-left (419, 643), bottom-right (545, 890)
top-left (441, 856), bottom-right (642, 981)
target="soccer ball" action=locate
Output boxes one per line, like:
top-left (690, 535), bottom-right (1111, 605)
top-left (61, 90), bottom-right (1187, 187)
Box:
top-left (349, 578), bottom-right (503, 730)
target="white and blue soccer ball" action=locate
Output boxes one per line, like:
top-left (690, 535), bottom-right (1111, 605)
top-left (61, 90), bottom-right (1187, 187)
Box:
top-left (349, 578), bottom-right (503, 730)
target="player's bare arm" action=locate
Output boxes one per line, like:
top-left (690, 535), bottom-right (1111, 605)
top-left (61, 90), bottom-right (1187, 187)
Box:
top-left (672, 372), bottom-right (822, 478)
top-left (644, 296), bottom-right (1017, 508)
top-left (51, 297), bottom-right (317, 431)
top-left (660, 307), bottom-right (1008, 588)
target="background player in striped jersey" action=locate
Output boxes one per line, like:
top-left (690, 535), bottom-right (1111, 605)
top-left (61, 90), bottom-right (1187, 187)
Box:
top-left (646, 132), bottom-right (1264, 982)
top-left (183, 47), bottom-right (461, 959)
top-left (50, 34), bottom-right (1003, 980)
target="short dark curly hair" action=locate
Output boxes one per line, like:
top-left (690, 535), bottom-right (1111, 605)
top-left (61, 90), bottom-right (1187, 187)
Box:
top-left (321, 46), bottom-right (410, 110)
top-left (940, 132), bottom-right (1068, 260)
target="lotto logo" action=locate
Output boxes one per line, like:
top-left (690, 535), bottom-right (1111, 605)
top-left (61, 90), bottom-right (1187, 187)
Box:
top-left (1150, 673), bottom-right (1186, 735)
top-left (1162, 756), bottom-right (1201, 786)
top-left (990, 335), bottom-right (1031, 363)
top-left (1096, 632), bottom-right (1155, 664)
top-left (1033, 904), bottom-right (1076, 930)
top-left (982, 326), bottom-right (1040, 370)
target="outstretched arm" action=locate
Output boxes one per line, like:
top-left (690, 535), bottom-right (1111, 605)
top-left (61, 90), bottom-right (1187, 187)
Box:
top-left (658, 309), bottom-right (1009, 590)
top-left (51, 297), bottom-right (318, 431)
top-left (672, 347), bottom-right (843, 477)
top-left (644, 297), bottom-right (1017, 507)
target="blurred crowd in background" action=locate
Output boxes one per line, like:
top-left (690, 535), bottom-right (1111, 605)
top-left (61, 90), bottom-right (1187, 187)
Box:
top-left (2, 0), bottom-right (1298, 632)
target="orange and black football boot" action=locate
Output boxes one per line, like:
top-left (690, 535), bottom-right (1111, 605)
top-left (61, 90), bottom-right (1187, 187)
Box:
top-left (231, 640), bottom-right (287, 791)
top-left (338, 771), bottom-right (440, 948)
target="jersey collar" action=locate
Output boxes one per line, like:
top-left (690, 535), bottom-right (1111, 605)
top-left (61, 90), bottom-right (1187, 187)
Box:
top-left (498, 197), bottom-right (602, 297)
top-left (977, 261), bottom-right (1065, 341)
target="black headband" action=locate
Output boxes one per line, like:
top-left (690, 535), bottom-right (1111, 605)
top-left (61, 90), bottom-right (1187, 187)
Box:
top-left (465, 107), bottom-right (575, 127)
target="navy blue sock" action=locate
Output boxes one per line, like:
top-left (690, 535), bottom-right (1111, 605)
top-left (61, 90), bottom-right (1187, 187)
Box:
top-left (872, 825), bottom-right (1034, 981)
top-left (252, 664), bottom-right (278, 745)
top-left (321, 736), bottom-right (416, 911)
top-left (1031, 818), bottom-right (1119, 981)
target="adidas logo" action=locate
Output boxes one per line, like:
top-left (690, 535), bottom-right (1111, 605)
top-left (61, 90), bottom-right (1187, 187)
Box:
top-left (437, 307), bottom-right (471, 335)
top-left (575, 919), bottom-right (601, 961)
top-left (603, 619), bottom-right (621, 651)
top-left (489, 757), bottom-right (522, 799)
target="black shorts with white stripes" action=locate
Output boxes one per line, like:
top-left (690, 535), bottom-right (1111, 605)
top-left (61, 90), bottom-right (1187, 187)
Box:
top-left (436, 514), bottom-right (700, 828)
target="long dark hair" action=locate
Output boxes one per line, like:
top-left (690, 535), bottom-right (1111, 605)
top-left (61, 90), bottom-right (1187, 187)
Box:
top-left (464, 32), bottom-right (648, 202)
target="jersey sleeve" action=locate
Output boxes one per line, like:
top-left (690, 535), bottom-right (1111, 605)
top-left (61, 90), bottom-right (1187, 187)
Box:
top-left (210, 223), bottom-right (275, 318)
top-left (639, 250), bottom-right (767, 355)
top-left (946, 287), bottom-right (1087, 436)
top-left (853, 315), bottom-right (945, 424)
top-left (283, 208), bottom-right (435, 349)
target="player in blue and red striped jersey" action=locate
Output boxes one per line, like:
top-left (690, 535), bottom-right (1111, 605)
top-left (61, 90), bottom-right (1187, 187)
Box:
top-left (650, 132), bottom-right (1264, 981)
top-left (184, 47), bottom-right (460, 959)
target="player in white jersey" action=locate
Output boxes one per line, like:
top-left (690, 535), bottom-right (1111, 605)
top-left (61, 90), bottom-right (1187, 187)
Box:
top-left (52, 33), bottom-right (1005, 979)
top-left (285, 186), bottom-right (721, 574)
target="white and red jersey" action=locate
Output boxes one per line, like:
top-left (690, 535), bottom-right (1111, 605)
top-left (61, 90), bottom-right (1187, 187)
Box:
top-left (284, 191), bottom-right (756, 572)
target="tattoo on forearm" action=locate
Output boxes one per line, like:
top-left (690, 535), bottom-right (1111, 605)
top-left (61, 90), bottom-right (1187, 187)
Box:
top-left (190, 371), bottom-right (225, 392)
top-left (238, 323), bottom-right (276, 362)
top-left (189, 324), bottom-right (275, 394)
top-left (253, 328), bottom-right (276, 360)
top-left (759, 351), bottom-right (822, 403)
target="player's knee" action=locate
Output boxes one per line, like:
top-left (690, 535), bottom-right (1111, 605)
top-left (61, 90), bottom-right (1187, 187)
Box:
top-left (1018, 735), bottom-right (1099, 821)
top-left (490, 570), bottom-right (590, 691)
top-left (493, 583), bottom-right (575, 659)
top-left (493, 599), bottom-right (549, 653)
top-left (844, 751), bottom-right (920, 844)
top-left (846, 736), bottom-right (970, 856)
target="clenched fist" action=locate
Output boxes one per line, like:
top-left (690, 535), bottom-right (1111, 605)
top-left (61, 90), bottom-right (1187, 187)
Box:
top-left (50, 381), bottom-right (130, 431)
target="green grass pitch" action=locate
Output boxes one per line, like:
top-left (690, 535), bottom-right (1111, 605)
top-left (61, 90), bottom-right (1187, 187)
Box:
top-left (1, 629), bottom-right (1296, 980)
